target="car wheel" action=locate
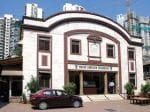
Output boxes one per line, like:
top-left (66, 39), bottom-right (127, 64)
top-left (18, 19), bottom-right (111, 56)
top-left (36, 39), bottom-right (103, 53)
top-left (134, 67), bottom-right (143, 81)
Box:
top-left (39, 102), bottom-right (48, 110)
top-left (73, 100), bottom-right (81, 108)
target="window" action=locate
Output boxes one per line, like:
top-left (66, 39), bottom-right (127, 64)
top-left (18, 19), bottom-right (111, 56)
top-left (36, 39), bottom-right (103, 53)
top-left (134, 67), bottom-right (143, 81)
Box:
top-left (128, 48), bottom-right (135, 60)
top-left (71, 39), bottom-right (81, 54)
top-left (39, 37), bottom-right (50, 51)
top-left (44, 90), bottom-right (55, 96)
top-left (129, 74), bottom-right (136, 87)
top-left (88, 39), bottom-right (100, 57)
top-left (56, 90), bottom-right (67, 96)
top-left (39, 73), bottom-right (50, 88)
top-left (107, 44), bottom-right (115, 58)
top-left (42, 55), bottom-right (48, 66)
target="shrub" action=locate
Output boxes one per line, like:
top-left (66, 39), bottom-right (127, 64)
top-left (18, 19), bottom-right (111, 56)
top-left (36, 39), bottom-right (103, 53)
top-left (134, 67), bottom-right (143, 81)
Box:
top-left (25, 75), bottom-right (40, 93)
top-left (63, 82), bottom-right (76, 95)
top-left (141, 83), bottom-right (150, 96)
top-left (124, 82), bottom-right (134, 95)
top-left (22, 93), bottom-right (27, 104)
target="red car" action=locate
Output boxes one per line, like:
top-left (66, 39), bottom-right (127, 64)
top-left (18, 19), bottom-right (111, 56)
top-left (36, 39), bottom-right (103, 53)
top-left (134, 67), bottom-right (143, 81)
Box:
top-left (30, 89), bottom-right (83, 110)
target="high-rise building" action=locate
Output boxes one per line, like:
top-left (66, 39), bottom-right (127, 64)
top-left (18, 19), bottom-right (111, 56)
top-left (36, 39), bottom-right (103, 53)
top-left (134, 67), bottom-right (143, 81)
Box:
top-left (117, 12), bottom-right (150, 61)
top-left (25, 3), bottom-right (43, 19)
top-left (63, 3), bottom-right (86, 11)
top-left (0, 18), bottom-right (4, 59)
top-left (0, 14), bottom-right (21, 60)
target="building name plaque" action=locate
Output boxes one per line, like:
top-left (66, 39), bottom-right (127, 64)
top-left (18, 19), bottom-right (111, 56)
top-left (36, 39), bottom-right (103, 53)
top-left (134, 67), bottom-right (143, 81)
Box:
top-left (68, 64), bottom-right (112, 71)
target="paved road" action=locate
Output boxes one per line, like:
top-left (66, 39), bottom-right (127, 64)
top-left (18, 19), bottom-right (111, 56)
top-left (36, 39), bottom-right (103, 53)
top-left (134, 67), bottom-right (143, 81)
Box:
top-left (0, 100), bottom-right (150, 112)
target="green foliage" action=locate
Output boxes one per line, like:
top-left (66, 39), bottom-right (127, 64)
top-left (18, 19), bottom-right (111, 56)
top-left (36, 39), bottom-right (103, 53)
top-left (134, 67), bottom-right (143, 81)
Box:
top-left (124, 82), bottom-right (134, 95)
top-left (141, 83), bottom-right (150, 95)
top-left (63, 82), bottom-right (76, 95)
top-left (25, 75), bottom-right (40, 93)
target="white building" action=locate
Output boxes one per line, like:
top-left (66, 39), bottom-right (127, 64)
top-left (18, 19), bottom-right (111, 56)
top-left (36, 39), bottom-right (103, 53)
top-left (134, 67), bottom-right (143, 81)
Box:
top-left (0, 14), bottom-right (20, 59)
top-left (63, 3), bottom-right (85, 11)
top-left (25, 3), bottom-right (43, 19)
top-left (21, 11), bottom-right (145, 95)
top-left (117, 13), bottom-right (150, 62)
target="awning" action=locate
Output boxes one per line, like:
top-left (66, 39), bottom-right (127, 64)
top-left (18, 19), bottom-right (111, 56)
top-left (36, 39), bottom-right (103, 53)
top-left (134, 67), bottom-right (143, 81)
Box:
top-left (1, 70), bottom-right (22, 76)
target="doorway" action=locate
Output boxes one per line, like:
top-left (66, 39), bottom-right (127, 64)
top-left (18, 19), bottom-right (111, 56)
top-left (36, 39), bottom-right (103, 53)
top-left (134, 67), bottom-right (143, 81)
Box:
top-left (108, 73), bottom-right (116, 94)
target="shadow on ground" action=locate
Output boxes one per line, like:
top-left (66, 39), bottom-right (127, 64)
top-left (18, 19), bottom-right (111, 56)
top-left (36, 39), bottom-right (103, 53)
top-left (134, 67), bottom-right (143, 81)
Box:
top-left (104, 108), bottom-right (117, 112)
top-left (0, 102), bottom-right (9, 108)
top-left (32, 106), bottom-right (83, 110)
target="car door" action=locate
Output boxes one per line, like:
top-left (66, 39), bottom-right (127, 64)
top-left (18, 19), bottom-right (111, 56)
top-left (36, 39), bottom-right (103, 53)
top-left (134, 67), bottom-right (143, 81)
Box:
top-left (55, 90), bottom-right (72, 107)
top-left (43, 90), bottom-right (57, 107)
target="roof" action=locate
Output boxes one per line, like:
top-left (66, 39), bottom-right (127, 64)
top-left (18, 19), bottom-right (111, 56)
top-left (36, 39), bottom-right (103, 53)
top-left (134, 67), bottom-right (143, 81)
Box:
top-left (22, 11), bottom-right (143, 46)
top-left (0, 57), bottom-right (22, 66)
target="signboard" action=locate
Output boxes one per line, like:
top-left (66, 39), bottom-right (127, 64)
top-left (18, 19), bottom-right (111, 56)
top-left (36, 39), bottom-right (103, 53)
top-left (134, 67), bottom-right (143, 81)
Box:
top-left (68, 64), bottom-right (113, 71)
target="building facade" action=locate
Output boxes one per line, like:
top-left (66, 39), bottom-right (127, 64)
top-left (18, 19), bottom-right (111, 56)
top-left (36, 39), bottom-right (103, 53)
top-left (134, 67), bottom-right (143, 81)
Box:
top-left (25, 3), bottom-right (43, 19)
top-left (22, 11), bottom-right (144, 95)
top-left (117, 13), bottom-right (150, 62)
top-left (0, 14), bottom-right (21, 60)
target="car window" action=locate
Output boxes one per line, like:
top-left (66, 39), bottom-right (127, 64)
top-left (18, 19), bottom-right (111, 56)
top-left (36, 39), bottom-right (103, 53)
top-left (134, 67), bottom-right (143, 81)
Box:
top-left (56, 90), bottom-right (67, 96)
top-left (56, 90), bottom-right (62, 96)
top-left (43, 90), bottom-right (55, 96)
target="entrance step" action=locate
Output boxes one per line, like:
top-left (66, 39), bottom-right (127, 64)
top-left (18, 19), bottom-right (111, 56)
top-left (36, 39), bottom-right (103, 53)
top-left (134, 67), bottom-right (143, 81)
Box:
top-left (9, 96), bottom-right (21, 103)
top-left (80, 94), bottom-right (124, 102)
top-left (79, 95), bottom-right (91, 102)
top-left (105, 94), bottom-right (124, 100)
top-left (87, 95), bottom-right (108, 101)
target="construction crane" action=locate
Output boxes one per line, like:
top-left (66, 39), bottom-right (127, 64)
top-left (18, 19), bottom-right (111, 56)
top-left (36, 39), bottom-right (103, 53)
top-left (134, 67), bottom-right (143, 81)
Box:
top-left (126, 0), bottom-right (132, 34)
top-left (126, 0), bottom-right (131, 14)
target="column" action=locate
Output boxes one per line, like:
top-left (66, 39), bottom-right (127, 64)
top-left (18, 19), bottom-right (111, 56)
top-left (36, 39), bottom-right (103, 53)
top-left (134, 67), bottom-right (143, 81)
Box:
top-left (115, 73), bottom-right (119, 94)
top-left (104, 72), bottom-right (108, 94)
top-left (9, 78), bottom-right (12, 97)
top-left (79, 71), bottom-right (83, 95)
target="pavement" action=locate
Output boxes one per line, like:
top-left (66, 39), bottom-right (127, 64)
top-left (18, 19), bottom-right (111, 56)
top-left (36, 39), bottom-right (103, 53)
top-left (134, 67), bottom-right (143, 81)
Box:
top-left (0, 100), bottom-right (150, 112)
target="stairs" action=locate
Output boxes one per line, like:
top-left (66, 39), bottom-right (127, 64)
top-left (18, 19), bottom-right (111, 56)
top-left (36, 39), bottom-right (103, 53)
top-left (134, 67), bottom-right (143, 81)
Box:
top-left (9, 96), bottom-right (21, 103)
top-left (80, 94), bottom-right (124, 102)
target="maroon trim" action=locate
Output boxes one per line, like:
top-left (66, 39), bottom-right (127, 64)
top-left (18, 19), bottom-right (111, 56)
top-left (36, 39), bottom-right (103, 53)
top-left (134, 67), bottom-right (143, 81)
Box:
top-left (69, 69), bottom-right (118, 73)
top-left (37, 35), bottom-right (52, 88)
top-left (68, 60), bottom-right (118, 67)
top-left (42, 55), bottom-right (48, 66)
top-left (106, 44), bottom-right (115, 58)
top-left (22, 11), bottom-right (143, 46)
top-left (87, 34), bottom-right (102, 41)
top-left (88, 39), bottom-right (101, 60)
top-left (127, 47), bottom-right (137, 88)
top-left (64, 30), bottom-right (122, 93)
top-left (130, 62), bottom-right (134, 71)
top-left (70, 39), bottom-right (81, 55)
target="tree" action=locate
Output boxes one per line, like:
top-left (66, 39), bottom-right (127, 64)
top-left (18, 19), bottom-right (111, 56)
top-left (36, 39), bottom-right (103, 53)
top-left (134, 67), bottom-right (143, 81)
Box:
top-left (25, 75), bottom-right (40, 93)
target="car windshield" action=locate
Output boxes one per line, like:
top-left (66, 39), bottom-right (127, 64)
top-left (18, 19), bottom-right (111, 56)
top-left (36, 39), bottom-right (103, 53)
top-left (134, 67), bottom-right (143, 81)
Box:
top-left (35, 90), bottom-right (42, 94)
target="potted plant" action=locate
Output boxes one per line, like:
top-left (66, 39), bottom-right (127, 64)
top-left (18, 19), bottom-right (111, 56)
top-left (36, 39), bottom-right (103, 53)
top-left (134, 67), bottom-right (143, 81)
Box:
top-left (63, 82), bottom-right (76, 95)
top-left (141, 82), bottom-right (150, 97)
top-left (124, 82), bottom-right (134, 99)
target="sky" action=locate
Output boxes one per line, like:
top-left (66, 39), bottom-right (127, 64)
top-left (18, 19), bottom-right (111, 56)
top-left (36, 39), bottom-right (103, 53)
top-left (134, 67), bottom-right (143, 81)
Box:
top-left (0, 0), bottom-right (150, 20)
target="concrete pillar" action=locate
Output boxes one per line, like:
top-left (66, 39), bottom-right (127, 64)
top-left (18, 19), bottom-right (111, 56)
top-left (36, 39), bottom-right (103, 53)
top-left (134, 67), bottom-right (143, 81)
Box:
top-left (9, 78), bottom-right (12, 97)
top-left (104, 72), bottom-right (108, 94)
top-left (79, 71), bottom-right (83, 95)
top-left (115, 72), bottom-right (119, 94)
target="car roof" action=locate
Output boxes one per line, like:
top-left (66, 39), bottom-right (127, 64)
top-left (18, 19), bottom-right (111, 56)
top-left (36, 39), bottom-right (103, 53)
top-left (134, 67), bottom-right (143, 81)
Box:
top-left (41, 88), bottom-right (64, 91)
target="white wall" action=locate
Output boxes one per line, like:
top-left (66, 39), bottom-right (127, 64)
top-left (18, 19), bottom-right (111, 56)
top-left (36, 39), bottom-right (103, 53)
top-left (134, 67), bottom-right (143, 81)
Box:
top-left (23, 12), bottom-right (144, 94)
top-left (22, 30), bottom-right (38, 95)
